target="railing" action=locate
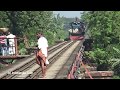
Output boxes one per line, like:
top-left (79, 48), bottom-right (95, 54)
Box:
top-left (67, 45), bottom-right (93, 79)
top-left (0, 37), bottom-right (18, 56)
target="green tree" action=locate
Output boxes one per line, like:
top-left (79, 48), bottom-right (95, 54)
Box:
top-left (0, 11), bottom-right (66, 53)
top-left (81, 11), bottom-right (120, 74)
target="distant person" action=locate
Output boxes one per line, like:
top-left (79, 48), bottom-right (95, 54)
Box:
top-left (36, 32), bottom-right (49, 78)
top-left (0, 32), bottom-right (7, 56)
top-left (7, 32), bottom-right (16, 55)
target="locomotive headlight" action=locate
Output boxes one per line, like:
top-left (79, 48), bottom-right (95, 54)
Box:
top-left (72, 28), bottom-right (78, 33)
top-left (68, 29), bottom-right (72, 33)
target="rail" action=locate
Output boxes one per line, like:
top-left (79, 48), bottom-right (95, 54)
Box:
top-left (0, 41), bottom-right (71, 79)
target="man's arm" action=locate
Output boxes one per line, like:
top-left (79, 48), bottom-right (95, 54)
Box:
top-left (47, 47), bottom-right (48, 57)
top-left (38, 39), bottom-right (42, 50)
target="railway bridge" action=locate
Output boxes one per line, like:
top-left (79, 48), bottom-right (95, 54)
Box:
top-left (0, 39), bottom-right (114, 79)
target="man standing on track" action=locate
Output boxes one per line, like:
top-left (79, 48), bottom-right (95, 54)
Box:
top-left (36, 32), bottom-right (49, 78)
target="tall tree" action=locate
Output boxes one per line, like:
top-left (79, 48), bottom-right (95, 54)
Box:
top-left (81, 11), bottom-right (120, 72)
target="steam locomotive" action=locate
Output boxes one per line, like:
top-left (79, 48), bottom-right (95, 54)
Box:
top-left (68, 18), bottom-right (85, 40)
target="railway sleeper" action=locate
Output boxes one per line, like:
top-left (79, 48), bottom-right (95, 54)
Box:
top-left (55, 41), bottom-right (81, 79)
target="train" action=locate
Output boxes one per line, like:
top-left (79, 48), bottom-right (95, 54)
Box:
top-left (68, 18), bottom-right (86, 40)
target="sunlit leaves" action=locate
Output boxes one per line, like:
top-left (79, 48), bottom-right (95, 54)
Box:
top-left (81, 11), bottom-right (120, 72)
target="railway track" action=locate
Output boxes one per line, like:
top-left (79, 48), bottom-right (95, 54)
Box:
top-left (0, 41), bottom-right (68, 79)
top-left (43, 41), bottom-right (81, 79)
top-left (26, 41), bottom-right (77, 79)
top-left (54, 40), bottom-right (84, 79)
top-left (0, 41), bottom-right (79, 79)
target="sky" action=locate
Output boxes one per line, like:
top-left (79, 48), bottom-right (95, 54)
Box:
top-left (53, 11), bottom-right (83, 18)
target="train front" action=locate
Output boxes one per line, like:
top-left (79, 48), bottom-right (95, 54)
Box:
top-left (68, 21), bottom-right (85, 40)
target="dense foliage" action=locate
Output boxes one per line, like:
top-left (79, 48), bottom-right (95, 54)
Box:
top-left (81, 11), bottom-right (120, 77)
top-left (0, 11), bottom-right (70, 55)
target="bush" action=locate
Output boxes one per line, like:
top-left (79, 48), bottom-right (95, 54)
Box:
top-left (106, 44), bottom-right (120, 59)
top-left (19, 48), bottom-right (27, 55)
top-left (84, 48), bottom-right (111, 70)
top-left (112, 60), bottom-right (120, 75)
top-left (84, 48), bottom-right (109, 63)
top-left (29, 41), bottom-right (37, 47)
top-left (44, 31), bottom-right (55, 45)
top-left (113, 75), bottom-right (120, 79)
top-left (84, 51), bottom-right (96, 61)
top-left (56, 30), bottom-right (67, 40)
top-left (97, 63), bottom-right (110, 71)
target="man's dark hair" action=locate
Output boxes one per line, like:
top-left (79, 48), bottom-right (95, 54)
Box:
top-left (40, 32), bottom-right (43, 35)
top-left (36, 32), bottom-right (43, 36)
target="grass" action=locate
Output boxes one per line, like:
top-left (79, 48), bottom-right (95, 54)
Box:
top-left (113, 75), bottom-right (120, 79)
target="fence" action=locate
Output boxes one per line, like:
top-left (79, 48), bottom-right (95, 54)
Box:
top-left (67, 45), bottom-right (93, 79)
top-left (0, 37), bottom-right (18, 56)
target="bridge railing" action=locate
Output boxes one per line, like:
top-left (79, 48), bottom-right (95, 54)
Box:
top-left (67, 44), bottom-right (93, 79)
top-left (0, 37), bottom-right (18, 57)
